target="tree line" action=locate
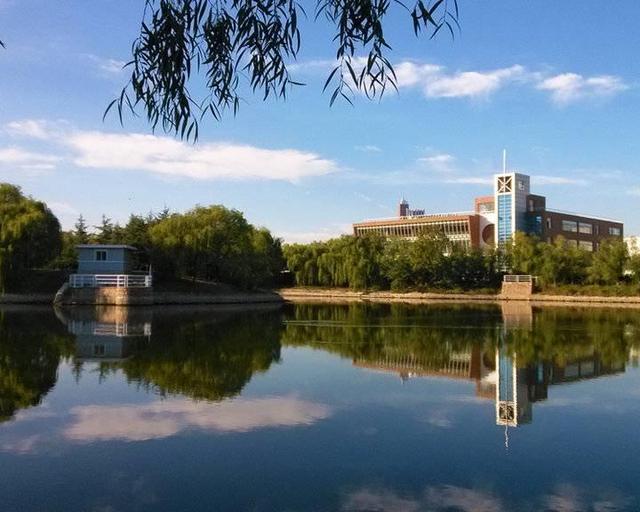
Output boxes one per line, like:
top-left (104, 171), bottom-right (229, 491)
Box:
top-left (284, 231), bottom-right (640, 291)
top-left (2, 182), bottom-right (639, 293)
top-left (0, 183), bottom-right (284, 291)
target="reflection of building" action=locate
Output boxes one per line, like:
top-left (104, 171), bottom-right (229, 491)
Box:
top-left (353, 171), bottom-right (623, 250)
top-left (58, 307), bottom-right (152, 362)
top-left (353, 346), bottom-right (488, 383)
top-left (496, 350), bottom-right (533, 426)
top-left (350, 304), bottom-right (627, 429)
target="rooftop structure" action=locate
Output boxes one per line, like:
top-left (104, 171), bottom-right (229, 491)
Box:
top-left (353, 171), bottom-right (623, 251)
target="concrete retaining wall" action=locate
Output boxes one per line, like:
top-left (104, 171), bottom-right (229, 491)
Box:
top-left (500, 281), bottom-right (533, 299)
top-left (59, 287), bottom-right (154, 306)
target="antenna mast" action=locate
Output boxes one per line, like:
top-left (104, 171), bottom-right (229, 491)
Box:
top-left (502, 149), bottom-right (507, 174)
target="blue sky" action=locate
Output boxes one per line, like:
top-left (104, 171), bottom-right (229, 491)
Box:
top-left (1, 0), bottom-right (639, 241)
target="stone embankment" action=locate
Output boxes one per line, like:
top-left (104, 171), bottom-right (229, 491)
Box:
top-left (3, 287), bottom-right (640, 307)
top-left (278, 287), bottom-right (640, 307)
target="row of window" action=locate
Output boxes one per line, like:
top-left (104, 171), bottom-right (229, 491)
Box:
top-left (564, 239), bottom-right (594, 251)
top-left (558, 219), bottom-right (621, 237)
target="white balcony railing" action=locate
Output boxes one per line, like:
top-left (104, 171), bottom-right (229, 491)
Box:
top-left (503, 274), bottom-right (535, 283)
top-left (69, 274), bottom-right (153, 288)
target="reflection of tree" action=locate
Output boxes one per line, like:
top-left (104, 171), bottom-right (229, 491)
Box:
top-left (502, 307), bottom-right (640, 368)
top-left (281, 303), bottom-right (500, 367)
top-left (282, 303), bottom-right (640, 377)
top-left (0, 308), bottom-right (74, 422)
top-left (117, 308), bottom-right (283, 401)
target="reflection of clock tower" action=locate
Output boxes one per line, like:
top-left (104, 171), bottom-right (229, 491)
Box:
top-left (496, 349), bottom-right (532, 426)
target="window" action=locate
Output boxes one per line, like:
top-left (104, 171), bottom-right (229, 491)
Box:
top-left (497, 176), bottom-right (513, 193)
top-left (578, 223), bottom-right (592, 235)
top-left (609, 226), bottom-right (621, 236)
top-left (546, 218), bottom-right (552, 229)
top-left (95, 250), bottom-right (107, 261)
top-left (579, 241), bottom-right (593, 251)
top-left (562, 220), bottom-right (578, 233)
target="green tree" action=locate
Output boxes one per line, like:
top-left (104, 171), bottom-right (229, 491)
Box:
top-left (537, 237), bottom-right (589, 286)
top-left (94, 215), bottom-right (116, 244)
top-left (149, 205), bottom-right (282, 288)
top-left (74, 214), bottom-right (90, 244)
top-left (507, 232), bottom-right (542, 275)
top-left (0, 184), bottom-right (62, 292)
top-left (589, 238), bottom-right (628, 285)
top-left (110, 0), bottom-right (460, 139)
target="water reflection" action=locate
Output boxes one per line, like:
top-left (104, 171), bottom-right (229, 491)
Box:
top-left (1, 302), bottom-right (639, 430)
top-left (281, 302), bottom-right (640, 428)
top-left (0, 307), bottom-right (73, 423)
top-left (1, 302), bottom-right (640, 511)
top-left (57, 306), bottom-right (152, 362)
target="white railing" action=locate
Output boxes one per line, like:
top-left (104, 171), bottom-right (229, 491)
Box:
top-left (69, 274), bottom-right (153, 288)
top-left (503, 274), bottom-right (535, 283)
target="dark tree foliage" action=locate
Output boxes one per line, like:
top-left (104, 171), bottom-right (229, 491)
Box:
top-left (284, 232), bottom-right (501, 291)
top-left (0, 184), bottom-right (62, 291)
top-left (110, 0), bottom-right (459, 139)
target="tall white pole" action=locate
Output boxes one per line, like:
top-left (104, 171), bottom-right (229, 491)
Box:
top-left (502, 149), bottom-right (507, 174)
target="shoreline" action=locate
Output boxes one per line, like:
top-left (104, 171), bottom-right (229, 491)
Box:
top-left (2, 287), bottom-right (640, 307)
top-left (278, 287), bottom-right (640, 307)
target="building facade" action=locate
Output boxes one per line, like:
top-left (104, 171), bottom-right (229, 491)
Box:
top-left (353, 172), bottom-right (623, 251)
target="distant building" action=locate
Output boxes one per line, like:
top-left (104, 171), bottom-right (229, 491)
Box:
top-left (353, 172), bottom-right (623, 251)
top-left (625, 236), bottom-right (640, 255)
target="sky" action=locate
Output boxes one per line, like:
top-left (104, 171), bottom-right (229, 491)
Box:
top-left (1, 0), bottom-right (639, 241)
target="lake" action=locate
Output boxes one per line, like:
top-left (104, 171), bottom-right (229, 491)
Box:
top-left (1, 302), bottom-right (639, 511)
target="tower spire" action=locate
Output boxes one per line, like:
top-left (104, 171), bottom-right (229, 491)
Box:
top-left (502, 149), bottom-right (507, 174)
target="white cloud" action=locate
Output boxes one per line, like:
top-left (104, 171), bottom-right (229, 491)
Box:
top-left (66, 131), bottom-right (338, 182)
top-left (418, 153), bottom-right (456, 172)
top-left (424, 65), bottom-right (526, 99)
top-left (5, 119), bottom-right (54, 139)
top-left (278, 226), bottom-right (351, 244)
top-left (537, 73), bottom-right (628, 105)
top-left (65, 396), bottom-right (331, 442)
top-left (393, 61), bottom-right (443, 88)
top-left (531, 175), bottom-right (588, 186)
top-left (0, 146), bottom-right (60, 171)
top-left (83, 53), bottom-right (127, 75)
top-left (355, 145), bottom-right (382, 153)
top-left (627, 187), bottom-right (640, 197)
top-left (444, 177), bottom-right (493, 185)
top-left (291, 58), bottom-right (627, 104)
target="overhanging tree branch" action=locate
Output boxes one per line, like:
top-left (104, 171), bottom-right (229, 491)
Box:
top-left (108, 0), bottom-right (459, 140)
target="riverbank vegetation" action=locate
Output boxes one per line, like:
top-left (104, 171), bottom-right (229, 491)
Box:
top-left (284, 231), bottom-right (640, 294)
top-left (0, 183), bottom-right (284, 292)
top-left (2, 182), bottom-right (639, 296)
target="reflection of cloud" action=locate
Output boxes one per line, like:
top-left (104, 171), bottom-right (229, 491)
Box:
top-left (423, 409), bottom-right (453, 429)
top-left (425, 486), bottom-right (504, 512)
top-left (342, 489), bottom-right (420, 512)
top-left (342, 486), bottom-right (503, 512)
top-left (65, 396), bottom-right (331, 442)
top-left (543, 483), bottom-right (633, 512)
top-left (0, 434), bottom-right (41, 454)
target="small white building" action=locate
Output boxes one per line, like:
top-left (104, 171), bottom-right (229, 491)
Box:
top-left (69, 244), bottom-right (151, 288)
top-left (76, 245), bottom-right (137, 274)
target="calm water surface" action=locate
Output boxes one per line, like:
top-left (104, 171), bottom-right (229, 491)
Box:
top-left (1, 302), bottom-right (639, 511)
